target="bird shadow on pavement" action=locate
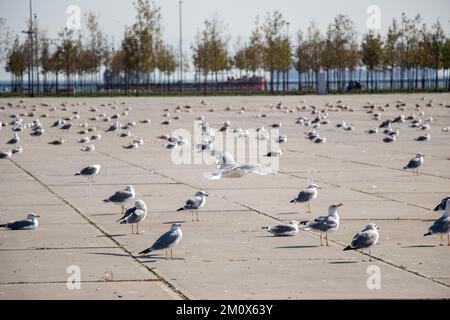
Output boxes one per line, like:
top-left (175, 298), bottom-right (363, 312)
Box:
top-left (91, 213), bottom-right (117, 217)
top-left (400, 245), bottom-right (437, 248)
top-left (328, 261), bottom-right (359, 265)
top-left (88, 252), bottom-right (130, 258)
top-left (275, 245), bottom-right (319, 249)
top-left (96, 234), bottom-right (128, 238)
top-left (163, 221), bottom-right (187, 225)
top-left (137, 255), bottom-right (186, 262)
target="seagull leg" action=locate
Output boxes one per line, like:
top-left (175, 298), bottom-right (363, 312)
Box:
top-left (191, 211), bottom-right (194, 222)
top-left (440, 234), bottom-right (443, 246)
top-left (171, 249), bottom-right (173, 260)
top-left (196, 211), bottom-right (199, 222)
top-left (136, 223), bottom-right (139, 235)
top-left (369, 249), bottom-right (372, 262)
top-left (448, 233), bottom-right (449, 246)
top-left (131, 224), bottom-right (134, 235)
top-left (320, 233), bottom-right (323, 246)
top-left (326, 234), bottom-right (329, 246)
top-left (165, 250), bottom-right (168, 260)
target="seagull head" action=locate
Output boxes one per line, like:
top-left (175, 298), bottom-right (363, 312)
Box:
top-left (196, 191), bottom-right (209, 197)
top-left (135, 200), bottom-right (147, 210)
top-left (328, 203), bottom-right (344, 215)
top-left (124, 185), bottom-right (134, 192)
top-left (288, 220), bottom-right (299, 226)
top-left (416, 153), bottom-right (424, 158)
top-left (27, 213), bottom-right (40, 220)
top-left (170, 223), bottom-right (181, 231)
top-left (363, 223), bottom-right (379, 231)
top-left (307, 184), bottom-right (319, 190)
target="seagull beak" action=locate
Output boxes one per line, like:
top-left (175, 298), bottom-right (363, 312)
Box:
top-left (337, 203), bottom-right (344, 207)
top-left (36, 215), bottom-right (41, 218)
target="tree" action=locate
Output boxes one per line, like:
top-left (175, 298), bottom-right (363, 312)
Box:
top-left (262, 11), bottom-right (286, 93)
top-left (6, 37), bottom-right (27, 91)
top-left (429, 20), bottom-right (445, 88)
top-left (361, 31), bottom-right (383, 90)
top-left (383, 19), bottom-right (401, 89)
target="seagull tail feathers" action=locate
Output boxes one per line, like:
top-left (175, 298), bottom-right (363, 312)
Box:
top-left (103, 199), bottom-right (110, 203)
top-left (424, 231), bottom-right (432, 237)
top-left (176, 208), bottom-right (185, 212)
top-left (75, 172), bottom-right (81, 176)
top-left (0, 224), bottom-right (6, 228)
top-left (290, 199), bottom-right (296, 204)
top-left (139, 248), bottom-right (152, 255)
top-left (261, 227), bottom-right (269, 230)
top-left (343, 245), bottom-right (355, 251)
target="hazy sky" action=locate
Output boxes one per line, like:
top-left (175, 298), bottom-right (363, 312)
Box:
top-left (1, 0), bottom-right (449, 80)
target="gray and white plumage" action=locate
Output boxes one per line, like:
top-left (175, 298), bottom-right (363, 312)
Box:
top-left (118, 200), bottom-right (147, 225)
top-left (434, 197), bottom-right (450, 212)
top-left (0, 150), bottom-right (12, 159)
top-left (263, 220), bottom-right (299, 237)
top-left (424, 215), bottom-right (450, 237)
top-left (75, 164), bottom-right (101, 178)
top-left (302, 203), bottom-right (343, 233)
top-left (291, 184), bottom-right (319, 204)
top-left (344, 223), bottom-right (380, 251)
top-left (204, 151), bottom-right (274, 180)
top-left (177, 191), bottom-right (208, 211)
top-left (0, 213), bottom-right (40, 230)
top-left (104, 185), bottom-right (135, 205)
top-left (7, 132), bottom-right (20, 145)
top-left (404, 153), bottom-right (424, 170)
top-left (139, 224), bottom-right (183, 255)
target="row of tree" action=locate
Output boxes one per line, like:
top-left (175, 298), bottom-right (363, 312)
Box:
top-left (3, 0), bottom-right (450, 95)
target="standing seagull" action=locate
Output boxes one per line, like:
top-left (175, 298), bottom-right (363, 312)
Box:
top-left (177, 191), bottom-right (208, 222)
top-left (343, 224), bottom-right (380, 262)
top-left (262, 220), bottom-right (299, 237)
top-left (138, 224), bottom-right (183, 260)
top-left (75, 164), bottom-right (101, 182)
top-left (434, 197), bottom-right (450, 212)
top-left (403, 153), bottom-right (424, 176)
top-left (1, 213), bottom-right (40, 230)
top-left (425, 199), bottom-right (450, 246)
top-left (7, 132), bottom-right (20, 145)
top-left (291, 184), bottom-right (320, 213)
top-left (117, 200), bottom-right (147, 235)
top-left (104, 185), bottom-right (136, 214)
top-left (301, 203), bottom-right (343, 246)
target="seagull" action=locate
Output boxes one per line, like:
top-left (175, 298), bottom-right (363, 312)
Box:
top-left (7, 132), bottom-right (20, 145)
top-left (343, 223), bottom-right (380, 262)
top-left (117, 200), bottom-right (148, 235)
top-left (104, 185), bottom-right (136, 214)
top-left (204, 151), bottom-right (274, 180)
top-left (138, 224), bottom-right (183, 260)
top-left (415, 134), bottom-right (430, 142)
top-left (301, 203), bottom-right (343, 246)
top-left (48, 138), bottom-right (64, 145)
top-left (434, 197), bottom-right (450, 212)
top-left (0, 150), bottom-right (12, 159)
top-left (12, 147), bottom-right (23, 154)
top-left (262, 220), bottom-right (299, 237)
top-left (383, 135), bottom-right (396, 143)
top-left (0, 213), bottom-right (40, 230)
top-left (75, 164), bottom-right (101, 182)
top-left (403, 153), bottom-right (424, 176)
top-left (81, 144), bottom-right (95, 152)
top-left (291, 184), bottom-right (320, 213)
top-left (265, 150), bottom-right (283, 157)
top-left (424, 199), bottom-right (450, 246)
top-left (177, 191), bottom-right (208, 222)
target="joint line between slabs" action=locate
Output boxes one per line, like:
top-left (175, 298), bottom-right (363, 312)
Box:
top-left (6, 158), bottom-right (189, 301)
